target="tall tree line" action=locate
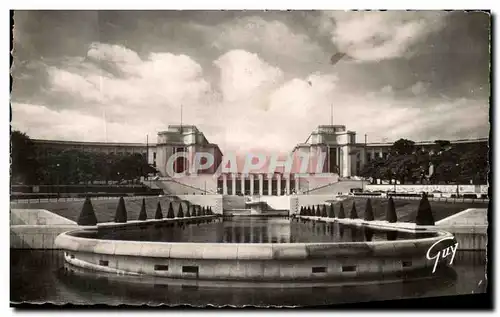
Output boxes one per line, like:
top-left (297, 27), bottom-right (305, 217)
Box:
top-left (11, 130), bottom-right (156, 185)
top-left (359, 138), bottom-right (488, 185)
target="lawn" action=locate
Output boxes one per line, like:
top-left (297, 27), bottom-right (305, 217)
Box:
top-left (310, 197), bottom-right (488, 223)
top-left (11, 196), bottom-right (193, 223)
top-left (12, 195), bottom-right (488, 224)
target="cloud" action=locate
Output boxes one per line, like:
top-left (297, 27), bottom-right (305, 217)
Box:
top-left (12, 33), bottom-right (489, 157)
top-left (214, 49), bottom-right (284, 105)
top-left (409, 81), bottom-right (429, 95)
top-left (322, 11), bottom-right (449, 62)
top-left (210, 16), bottom-right (326, 63)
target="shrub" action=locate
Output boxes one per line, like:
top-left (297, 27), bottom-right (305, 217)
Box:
top-left (138, 198), bottom-right (147, 221)
top-left (386, 197), bottom-right (397, 223)
top-left (416, 193), bottom-right (435, 225)
top-left (350, 202), bottom-right (358, 219)
top-left (328, 204), bottom-right (335, 218)
top-left (77, 197), bottom-right (98, 226)
top-left (114, 197), bottom-right (127, 223)
top-left (338, 202), bottom-right (345, 218)
top-left (177, 203), bottom-right (184, 218)
top-left (364, 198), bottom-right (374, 221)
top-left (321, 205), bottom-right (328, 217)
top-left (155, 201), bottom-right (164, 219)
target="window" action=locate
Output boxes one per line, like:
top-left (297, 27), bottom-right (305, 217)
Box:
top-left (154, 265), bottom-right (169, 271)
top-left (99, 260), bottom-right (109, 266)
top-left (312, 267), bottom-right (327, 273)
top-left (342, 265), bottom-right (356, 272)
top-left (182, 266), bottom-right (199, 274)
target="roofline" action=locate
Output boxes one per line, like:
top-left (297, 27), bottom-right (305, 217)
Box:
top-left (32, 139), bottom-right (157, 147)
top-left (361, 137), bottom-right (489, 147)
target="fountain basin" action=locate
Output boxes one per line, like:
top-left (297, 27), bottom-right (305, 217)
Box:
top-left (55, 218), bottom-right (455, 282)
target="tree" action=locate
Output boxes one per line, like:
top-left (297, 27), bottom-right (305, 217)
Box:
top-left (166, 202), bottom-right (175, 218)
top-left (338, 203), bottom-right (345, 218)
top-left (386, 197), bottom-right (397, 223)
top-left (114, 197), bottom-right (128, 223)
top-left (364, 198), bottom-right (374, 221)
top-left (321, 205), bottom-right (328, 217)
top-left (138, 198), bottom-right (147, 220)
top-left (11, 130), bottom-right (40, 184)
top-left (328, 204), bottom-right (335, 218)
top-left (350, 202), bottom-right (358, 219)
top-left (177, 203), bottom-right (184, 218)
top-left (416, 193), bottom-right (435, 225)
top-left (77, 197), bottom-right (98, 225)
top-left (156, 202), bottom-right (164, 219)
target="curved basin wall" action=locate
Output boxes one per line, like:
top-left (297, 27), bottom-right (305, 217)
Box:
top-left (55, 229), bottom-right (454, 281)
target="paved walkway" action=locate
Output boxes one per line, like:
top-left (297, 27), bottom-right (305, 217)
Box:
top-left (436, 208), bottom-right (488, 226)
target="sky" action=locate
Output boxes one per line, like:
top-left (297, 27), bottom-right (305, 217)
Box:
top-left (11, 10), bottom-right (491, 155)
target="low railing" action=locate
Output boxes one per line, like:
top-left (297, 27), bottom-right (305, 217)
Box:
top-left (352, 194), bottom-right (489, 204)
top-left (10, 193), bottom-right (182, 204)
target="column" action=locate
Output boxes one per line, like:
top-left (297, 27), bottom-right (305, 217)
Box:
top-left (286, 176), bottom-right (291, 196)
top-left (250, 174), bottom-right (255, 196)
top-left (222, 174), bottom-right (228, 195)
top-left (259, 174), bottom-right (264, 196)
top-left (241, 174), bottom-right (245, 196)
top-left (268, 175), bottom-right (273, 196)
top-left (294, 176), bottom-right (299, 193)
top-left (232, 173), bottom-right (237, 196)
top-left (277, 174), bottom-right (282, 196)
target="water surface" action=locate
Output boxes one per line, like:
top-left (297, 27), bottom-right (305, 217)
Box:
top-left (97, 216), bottom-right (436, 243)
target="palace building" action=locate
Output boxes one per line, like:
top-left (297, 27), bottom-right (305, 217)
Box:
top-left (32, 124), bottom-right (488, 195)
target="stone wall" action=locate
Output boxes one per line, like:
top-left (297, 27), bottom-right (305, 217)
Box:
top-left (10, 209), bottom-right (79, 249)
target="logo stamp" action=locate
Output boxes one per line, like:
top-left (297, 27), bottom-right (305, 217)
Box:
top-left (426, 236), bottom-right (459, 274)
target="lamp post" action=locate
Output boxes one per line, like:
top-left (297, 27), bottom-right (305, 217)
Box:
top-left (56, 163), bottom-right (60, 200)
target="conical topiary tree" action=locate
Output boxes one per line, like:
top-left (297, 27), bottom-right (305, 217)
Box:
top-left (185, 203), bottom-right (192, 217)
top-left (155, 201), bottom-right (163, 219)
top-left (386, 197), bottom-right (397, 223)
top-left (316, 205), bottom-right (321, 217)
top-left (209, 206), bottom-right (213, 215)
top-left (308, 206), bottom-right (312, 216)
top-left (77, 197), bottom-right (98, 226)
top-left (338, 202), bottom-right (345, 218)
top-left (364, 198), bottom-right (374, 221)
top-left (328, 203), bottom-right (335, 218)
top-left (138, 198), bottom-right (147, 221)
top-left (321, 205), bottom-right (328, 218)
top-left (166, 201), bottom-right (175, 218)
top-left (114, 197), bottom-right (127, 223)
top-left (416, 193), bottom-right (435, 225)
top-left (177, 203), bottom-right (184, 218)
top-left (349, 202), bottom-right (358, 219)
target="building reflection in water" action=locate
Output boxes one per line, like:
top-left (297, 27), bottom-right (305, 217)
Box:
top-left (100, 217), bottom-right (434, 244)
top-left (221, 218), bottom-right (292, 243)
